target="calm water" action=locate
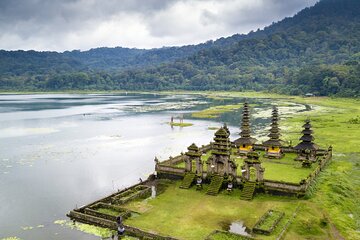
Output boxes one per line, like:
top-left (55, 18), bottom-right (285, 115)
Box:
top-left (0, 93), bottom-right (307, 239)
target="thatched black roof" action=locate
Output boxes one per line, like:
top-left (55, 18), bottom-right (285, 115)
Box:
top-left (236, 101), bottom-right (257, 146)
top-left (294, 119), bottom-right (319, 151)
top-left (263, 106), bottom-right (282, 147)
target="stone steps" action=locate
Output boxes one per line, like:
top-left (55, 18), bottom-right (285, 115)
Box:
top-left (206, 175), bottom-right (224, 195)
top-left (179, 173), bottom-right (196, 189)
top-left (240, 182), bottom-right (256, 200)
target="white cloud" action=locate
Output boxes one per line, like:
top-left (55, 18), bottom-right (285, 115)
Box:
top-left (0, 0), bottom-right (318, 51)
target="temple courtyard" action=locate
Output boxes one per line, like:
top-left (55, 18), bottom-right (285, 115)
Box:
top-left (176, 150), bottom-right (316, 184)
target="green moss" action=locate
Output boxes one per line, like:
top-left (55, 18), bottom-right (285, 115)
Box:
top-left (96, 208), bottom-right (120, 216)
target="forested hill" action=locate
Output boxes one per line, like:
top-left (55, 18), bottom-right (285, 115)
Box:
top-left (0, 34), bottom-right (244, 76)
top-left (1, 0), bottom-right (360, 97)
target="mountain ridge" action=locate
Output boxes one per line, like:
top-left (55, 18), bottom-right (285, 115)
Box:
top-left (1, 0), bottom-right (359, 96)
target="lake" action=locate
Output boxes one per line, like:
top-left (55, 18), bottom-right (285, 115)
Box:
top-left (0, 93), bottom-right (308, 239)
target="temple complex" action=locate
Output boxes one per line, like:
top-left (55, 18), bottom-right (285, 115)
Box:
top-left (263, 106), bottom-right (283, 158)
top-left (68, 101), bottom-right (333, 239)
top-left (153, 102), bottom-right (332, 198)
top-left (234, 102), bottom-right (257, 156)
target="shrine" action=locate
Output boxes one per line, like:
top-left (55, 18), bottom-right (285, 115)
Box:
top-left (263, 106), bottom-right (283, 158)
top-left (234, 101), bottom-right (257, 156)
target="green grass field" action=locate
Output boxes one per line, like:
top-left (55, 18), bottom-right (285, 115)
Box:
top-left (123, 181), bottom-right (299, 240)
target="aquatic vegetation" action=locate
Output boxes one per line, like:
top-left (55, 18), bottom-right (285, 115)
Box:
top-left (54, 219), bottom-right (116, 238)
top-left (169, 122), bottom-right (193, 127)
top-left (0, 127), bottom-right (59, 138)
top-left (0, 237), bottom-right (22, 240)
top-left (20, 226), bottom-right (33, 230)
top-left (123, 100), bottom-right (207, 113)
top-left (191, 104), bottom-right (243, 119)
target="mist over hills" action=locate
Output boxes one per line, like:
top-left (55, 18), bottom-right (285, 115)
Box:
top-left (1, 0), bottom-right (359, 97)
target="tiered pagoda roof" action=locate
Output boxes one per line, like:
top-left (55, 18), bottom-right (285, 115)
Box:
top-left (212, 127), bottom-right (231, 156)
top-left (223, 123), bottom-right (230, 136)
top-left (294, 119), bottom-right (319, 151)
top-left (235, 101), bottom-right (257, 145)
top-left (186, 143), bottom-right (202, 157)
top-left (263, 106), bottom-right (282, 147)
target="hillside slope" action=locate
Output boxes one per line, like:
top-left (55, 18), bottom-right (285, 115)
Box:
top-left (1, 0), bottom-right (359, 96)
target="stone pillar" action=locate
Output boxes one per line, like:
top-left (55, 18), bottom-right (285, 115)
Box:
top-left (242, 164), bottom-right (250, 180)
top-left (196, 158), bottom-right (203, 175)
top-left (258, 166), bottom-right (265, 181)
top-left (184, 157), bottom-right (192, 172)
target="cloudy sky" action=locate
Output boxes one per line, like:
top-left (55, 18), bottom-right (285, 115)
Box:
top-left (0, 0), bottom-right (318, 52)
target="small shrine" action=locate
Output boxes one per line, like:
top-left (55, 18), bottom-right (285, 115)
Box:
top-left (185, 143), bottom-right (203, 174)
top-left (263, 106), bottom-right (283, 158)
top-left (294, 119), bottom-right (319, 167)
top-left (207, 126), bottom-right (237, 176)
top-left (234, 102), bottom-right (257, 156)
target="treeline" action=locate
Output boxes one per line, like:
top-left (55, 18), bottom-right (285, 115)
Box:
top-left (0, 0), bottom-right (359, 97)
top-left (1, 59), bottom-right (359, 97)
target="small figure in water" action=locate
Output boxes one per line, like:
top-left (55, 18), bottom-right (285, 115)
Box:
top-left (170, 116), bottom-right (174, 124)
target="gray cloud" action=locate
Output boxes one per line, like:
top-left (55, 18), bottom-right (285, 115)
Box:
top-left (0, 0), bottom-right (319, 51)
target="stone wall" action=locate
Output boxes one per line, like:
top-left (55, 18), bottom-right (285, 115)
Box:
top-left (68, 210), bottom-right (179, 240)
top-left (159, 144), bottom-right (211, 166)
top-left (156, 164), bottom-right (186, 174)
top-left (263, 180), bottom-right (302, 193)
top-left (75, 180), bottom-right (151, 212)
top-left (111, 185), bottom-right (151, 205)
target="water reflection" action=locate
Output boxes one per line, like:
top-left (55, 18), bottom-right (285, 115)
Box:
top-left (228, 221), bottom-right (252, 237)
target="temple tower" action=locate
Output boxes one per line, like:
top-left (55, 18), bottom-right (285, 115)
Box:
top-left (294, 119), bottom-right (319, 165)
top-left (263, 106), bottom-right (283, 158)
top-left (207, 127), bottom-right (237, 176)
top-left (234, 101), bottom-right (257, 156)
top-left (185, 143), bottom-right (203, 174)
